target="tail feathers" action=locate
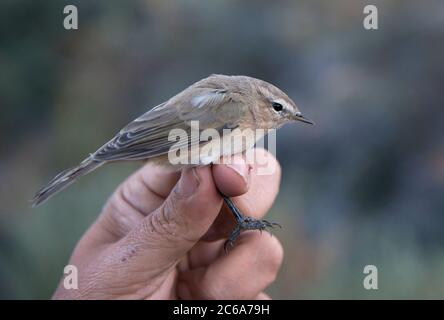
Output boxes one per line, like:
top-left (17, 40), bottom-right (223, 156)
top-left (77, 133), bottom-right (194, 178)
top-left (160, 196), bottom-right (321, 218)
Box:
top-left (32, 158), bottom-right (104, 207)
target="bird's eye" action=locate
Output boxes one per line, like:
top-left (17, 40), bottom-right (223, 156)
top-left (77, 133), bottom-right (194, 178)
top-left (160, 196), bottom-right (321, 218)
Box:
top-left (272, 102), bottom-right (283, 112)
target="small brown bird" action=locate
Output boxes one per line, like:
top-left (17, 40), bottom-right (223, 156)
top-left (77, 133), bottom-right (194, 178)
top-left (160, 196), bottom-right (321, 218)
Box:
top-left (32, 74), bottom-right (313, 248)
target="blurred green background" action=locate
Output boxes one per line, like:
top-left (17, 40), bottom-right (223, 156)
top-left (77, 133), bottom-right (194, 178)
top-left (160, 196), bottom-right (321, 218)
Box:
top-left (1, 0), bottom-right (444, 299)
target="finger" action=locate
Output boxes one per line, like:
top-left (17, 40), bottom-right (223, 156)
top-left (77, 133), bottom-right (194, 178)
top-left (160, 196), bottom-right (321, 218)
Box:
top-left (255, 292), bottom-right (271, 300)
top-left (212, 153), bottom-right (251, 197)
top-left (177, 232), bottom-right (284, 300)
top-left (186, 240), bottom-right (226, 270)
top-left (203, 148), bottom-right (281, 241)
top-left (78, 163), bottom-right (181, 251)
top-left (110, 166), bottom-right (223, 274)
top-left (110, 162), bottom-right (180, 216)
top-left (114, 162), bottom-right (181, 215)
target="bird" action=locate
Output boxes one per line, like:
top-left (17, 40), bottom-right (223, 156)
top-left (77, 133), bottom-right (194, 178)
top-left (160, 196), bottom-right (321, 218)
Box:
top-left (32, 74), bottom-right (313, 249)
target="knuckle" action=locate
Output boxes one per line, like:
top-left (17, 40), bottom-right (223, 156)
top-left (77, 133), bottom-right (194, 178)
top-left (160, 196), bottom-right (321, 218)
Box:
top-left (140, 197), bottom-right (196, 245)
top-left (99, 188), bottom-right (143, 237)
top-left (145, 205), bottom-right (180, 241)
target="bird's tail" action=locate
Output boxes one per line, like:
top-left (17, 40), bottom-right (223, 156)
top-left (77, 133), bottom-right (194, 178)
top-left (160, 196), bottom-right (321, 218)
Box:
top-left (31, 157), bottom-right (104, 207)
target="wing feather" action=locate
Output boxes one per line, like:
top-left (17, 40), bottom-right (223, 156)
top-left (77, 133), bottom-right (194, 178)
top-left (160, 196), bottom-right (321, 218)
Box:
top-left (93, 88), bottom-right (244, 162)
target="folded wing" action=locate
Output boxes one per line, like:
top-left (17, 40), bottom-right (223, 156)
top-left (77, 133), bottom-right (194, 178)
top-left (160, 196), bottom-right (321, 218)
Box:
top-left (93, 88), bottom-right (243, 161)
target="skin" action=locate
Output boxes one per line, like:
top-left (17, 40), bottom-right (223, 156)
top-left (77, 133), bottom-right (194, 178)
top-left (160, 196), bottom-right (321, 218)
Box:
top-left (53, 148), bottom-right (283, 299)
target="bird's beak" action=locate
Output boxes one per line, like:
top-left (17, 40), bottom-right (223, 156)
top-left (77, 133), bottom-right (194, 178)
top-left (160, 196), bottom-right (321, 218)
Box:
top-left (293, 113), bottom-right (314, 125)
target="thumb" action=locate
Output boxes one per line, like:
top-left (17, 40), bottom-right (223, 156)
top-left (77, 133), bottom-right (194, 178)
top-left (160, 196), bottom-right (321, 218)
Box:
top-left (116, 166), bottom-right (222, 269)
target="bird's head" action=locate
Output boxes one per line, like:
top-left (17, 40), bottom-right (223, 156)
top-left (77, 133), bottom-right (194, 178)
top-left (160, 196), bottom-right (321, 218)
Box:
top-left (255, 79), bottom-right (314, 128)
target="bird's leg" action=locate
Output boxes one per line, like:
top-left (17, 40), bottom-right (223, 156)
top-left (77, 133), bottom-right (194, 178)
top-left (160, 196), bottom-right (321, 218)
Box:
top-left (220, 194), bottom-right (281, 252)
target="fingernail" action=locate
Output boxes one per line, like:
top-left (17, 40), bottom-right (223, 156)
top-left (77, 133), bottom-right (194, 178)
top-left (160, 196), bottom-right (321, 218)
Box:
top-left (225, 156), bottom-right (250, 186)
top-left (177, 281), bottom-right (192, 300)
top-left (177, 168), bottom-right (199, 197)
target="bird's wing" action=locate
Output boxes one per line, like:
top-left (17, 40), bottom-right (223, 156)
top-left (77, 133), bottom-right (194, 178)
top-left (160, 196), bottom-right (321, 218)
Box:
top-left (93, 88), bottom-right (245, 161)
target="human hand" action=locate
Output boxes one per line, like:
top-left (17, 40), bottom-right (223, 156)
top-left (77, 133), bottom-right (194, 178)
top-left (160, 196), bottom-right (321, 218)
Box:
top-left (52, 148), bottom-right (283, 299)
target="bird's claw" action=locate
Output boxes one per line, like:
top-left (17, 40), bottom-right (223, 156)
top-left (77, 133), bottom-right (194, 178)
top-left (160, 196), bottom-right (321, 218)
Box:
top-left (224, 217), bottom-right (282, 253)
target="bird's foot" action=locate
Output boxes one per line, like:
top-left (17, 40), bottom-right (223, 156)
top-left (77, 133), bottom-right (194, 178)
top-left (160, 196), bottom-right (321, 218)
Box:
top-left (224, 216), bottom-right (281, 252)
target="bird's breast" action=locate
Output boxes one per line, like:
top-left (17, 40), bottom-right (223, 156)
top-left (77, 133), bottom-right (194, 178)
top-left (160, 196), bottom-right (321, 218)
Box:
top-left (162, 127), bottom-right (265, 167)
